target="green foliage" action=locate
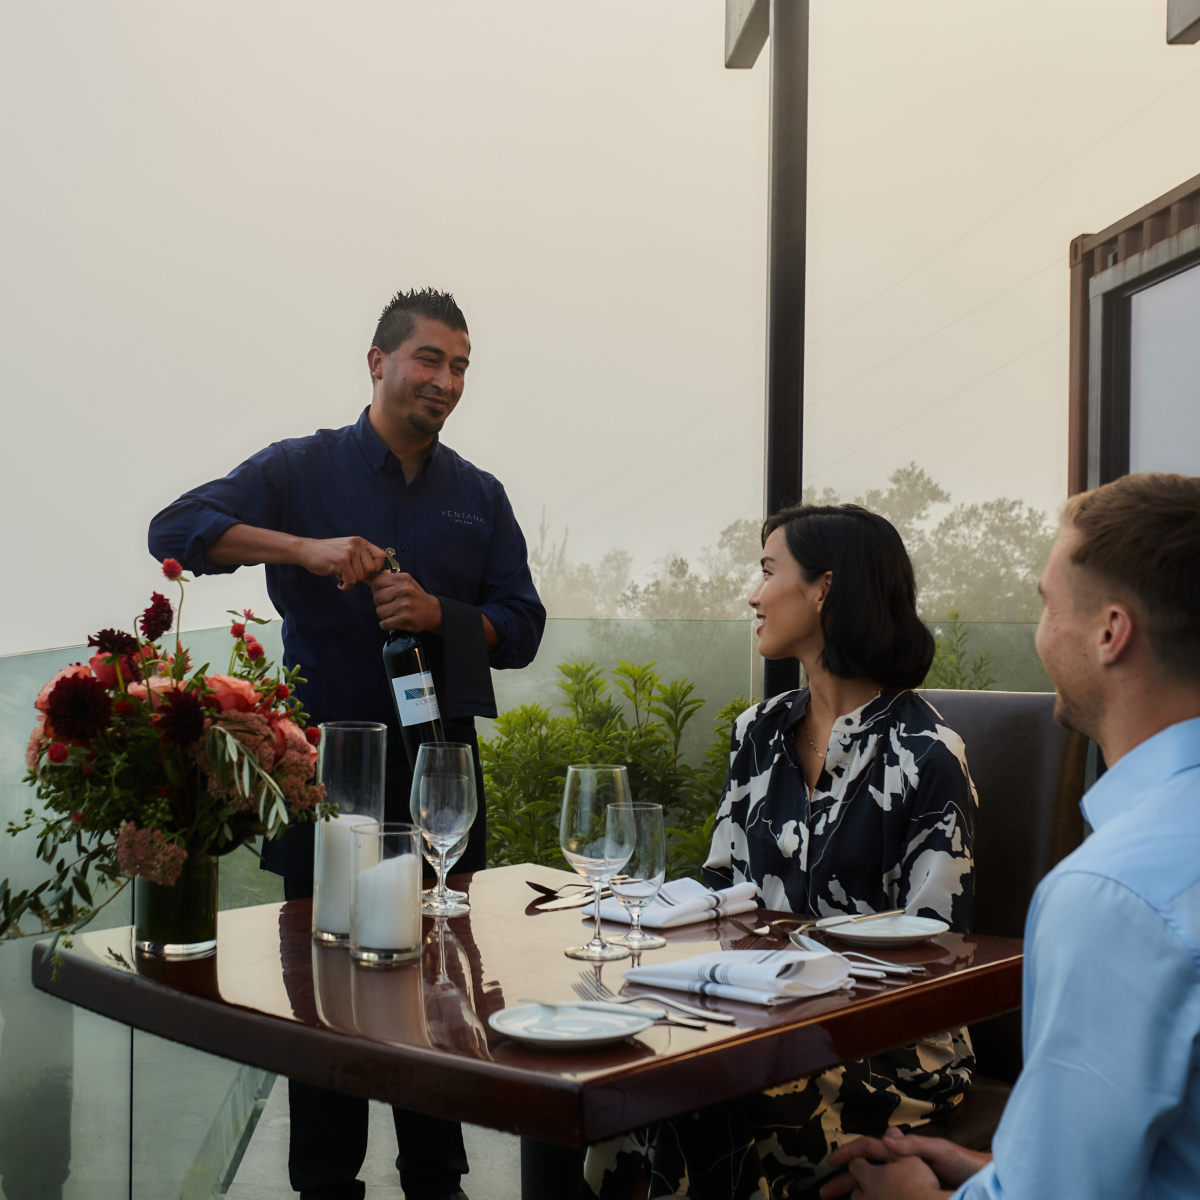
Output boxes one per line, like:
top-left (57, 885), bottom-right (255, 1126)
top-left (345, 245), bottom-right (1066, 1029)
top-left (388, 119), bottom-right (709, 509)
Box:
top-left (923, 610), bottom-right (997, 691)
top-left (481, 661), bottom-right (745, 881)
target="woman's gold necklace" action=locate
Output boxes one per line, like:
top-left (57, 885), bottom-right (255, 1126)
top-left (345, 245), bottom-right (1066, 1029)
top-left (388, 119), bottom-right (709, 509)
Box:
top-left (802, 688), bottom-right (883, 796)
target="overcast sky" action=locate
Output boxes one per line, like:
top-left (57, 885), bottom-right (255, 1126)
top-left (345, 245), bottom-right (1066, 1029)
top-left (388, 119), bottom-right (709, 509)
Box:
top-left (1, 0), bottom-right (1198, 653)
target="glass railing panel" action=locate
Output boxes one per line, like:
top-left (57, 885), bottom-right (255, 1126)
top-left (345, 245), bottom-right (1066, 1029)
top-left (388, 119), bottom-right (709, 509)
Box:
top-left (1, 645), bottom-right (132, 1200)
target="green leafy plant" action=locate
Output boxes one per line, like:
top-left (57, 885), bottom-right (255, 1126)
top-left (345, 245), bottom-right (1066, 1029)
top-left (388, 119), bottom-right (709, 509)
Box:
top-left (481, 660), bottom-right (746, 881)
top-left (923, 610), bottom-right (997, 690)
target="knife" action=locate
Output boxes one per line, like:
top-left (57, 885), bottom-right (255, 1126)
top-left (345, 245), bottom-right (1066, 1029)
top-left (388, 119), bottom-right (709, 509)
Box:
top-left (536, 889), bottom-right (611, 911)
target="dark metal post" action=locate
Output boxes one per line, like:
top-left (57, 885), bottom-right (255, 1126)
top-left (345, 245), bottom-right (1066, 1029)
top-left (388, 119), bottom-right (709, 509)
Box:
top-left (763, 0), bottom-right (809, 698)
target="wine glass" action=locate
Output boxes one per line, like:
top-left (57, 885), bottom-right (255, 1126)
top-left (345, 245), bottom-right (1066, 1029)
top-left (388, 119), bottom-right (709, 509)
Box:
top-left (422, 831), bottom-right (468, 903)
top-left (559, 765), bottom-right (635, 961)
top-left (610, 803), bottom-right (667, 950)
top-left (409, 743), bottom-right (476, 918)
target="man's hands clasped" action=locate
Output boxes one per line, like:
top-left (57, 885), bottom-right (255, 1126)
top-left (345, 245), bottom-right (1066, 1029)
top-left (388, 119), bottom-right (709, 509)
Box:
top-left (818, 1128), bottom-right (991, 1200)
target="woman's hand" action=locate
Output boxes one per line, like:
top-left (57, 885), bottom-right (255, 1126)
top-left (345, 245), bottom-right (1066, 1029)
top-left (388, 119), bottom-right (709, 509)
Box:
top-left (819, 1127), bottom-right (991, 1197)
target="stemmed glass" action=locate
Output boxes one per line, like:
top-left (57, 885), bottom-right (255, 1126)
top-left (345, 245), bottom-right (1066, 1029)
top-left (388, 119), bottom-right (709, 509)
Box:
top-left (423, 831), bottom-right (468, 904)
top-left (409, 743), bottom-right (476, 918)
top-left (559, 765), bottom-right (635, 961)
top-left (610, 803), bottom-right (667, 950)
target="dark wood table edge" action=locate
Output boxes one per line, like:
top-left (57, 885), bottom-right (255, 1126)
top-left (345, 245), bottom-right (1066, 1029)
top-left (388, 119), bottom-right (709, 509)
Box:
top-left (32, 935), bottom-right (1022, 1148)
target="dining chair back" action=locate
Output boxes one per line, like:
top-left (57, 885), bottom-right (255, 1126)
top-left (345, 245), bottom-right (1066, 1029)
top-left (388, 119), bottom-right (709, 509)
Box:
top-left (916, 689), bottom-right (1088, 1148)
top-left (919, 689), bottom-right (1089, 940)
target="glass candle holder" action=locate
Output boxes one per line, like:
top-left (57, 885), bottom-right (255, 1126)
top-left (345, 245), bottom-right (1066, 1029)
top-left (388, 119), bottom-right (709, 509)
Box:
top-left (312, 722), bottom-right (387, 944)
top-left (351, 822), bottom-right (423, 966)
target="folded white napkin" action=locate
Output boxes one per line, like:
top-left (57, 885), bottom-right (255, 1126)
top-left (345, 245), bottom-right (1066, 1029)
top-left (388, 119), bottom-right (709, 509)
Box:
top-left (623, 947), bottom-right (853, 1006)
top-left (582, 877), bottom-right (759, 929)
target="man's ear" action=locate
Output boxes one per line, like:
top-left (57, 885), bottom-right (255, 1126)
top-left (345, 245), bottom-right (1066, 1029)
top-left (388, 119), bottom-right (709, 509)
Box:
top-left (367, 346), bottom-right (384, 381)
top-left (1097, 601), bottom-right (1136, 667)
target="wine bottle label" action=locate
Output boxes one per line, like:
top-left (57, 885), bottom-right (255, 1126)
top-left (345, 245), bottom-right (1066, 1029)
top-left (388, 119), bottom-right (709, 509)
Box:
top-left (391, 671), bottom-right (441, 726)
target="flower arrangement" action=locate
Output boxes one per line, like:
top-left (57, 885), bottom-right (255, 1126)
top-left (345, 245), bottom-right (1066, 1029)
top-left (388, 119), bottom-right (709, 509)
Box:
top-left (1, 560), bottom-right (329, 942)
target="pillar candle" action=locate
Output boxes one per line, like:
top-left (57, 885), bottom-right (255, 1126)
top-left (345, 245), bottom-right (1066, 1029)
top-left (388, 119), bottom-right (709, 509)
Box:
top-left (353, 854), bottom-right (421, 951)
top-left (314, 812), bottom-right (369, 935)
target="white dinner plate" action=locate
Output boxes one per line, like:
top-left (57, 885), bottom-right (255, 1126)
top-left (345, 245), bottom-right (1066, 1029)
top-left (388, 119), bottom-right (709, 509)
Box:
top-left (820, 915), bottom-right (950, 947)
top-left (488, 1004), bottom-right (654, 1049)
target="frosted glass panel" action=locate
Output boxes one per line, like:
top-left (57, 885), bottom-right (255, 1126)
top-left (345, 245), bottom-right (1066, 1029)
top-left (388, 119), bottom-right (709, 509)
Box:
top-left (1130, 263), bottom-right (1200, 476)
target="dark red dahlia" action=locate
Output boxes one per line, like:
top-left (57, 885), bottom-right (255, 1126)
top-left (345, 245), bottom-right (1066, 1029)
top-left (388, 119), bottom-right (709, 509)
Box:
top-left (161, 558), bottom-right (183, 580)
top-left (150, 689), bottom-right (206, 747)
top-left (88, 628), bottom-right (139, 656)
top-left (114, 699), bottom-right (135, 718)
top-left (139, 592), bottom-right (173, 641)
top-left (45, 675), bottom-right (112, 741)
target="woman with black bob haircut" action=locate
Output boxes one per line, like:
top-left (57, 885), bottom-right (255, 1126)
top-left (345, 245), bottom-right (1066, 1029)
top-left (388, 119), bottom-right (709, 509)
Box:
top-left (585, 504), bottom-right (978, 1200)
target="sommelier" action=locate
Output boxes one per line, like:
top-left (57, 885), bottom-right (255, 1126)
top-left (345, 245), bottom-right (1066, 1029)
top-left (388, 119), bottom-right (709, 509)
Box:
top-left (147, 287), bottom-right (545, 1200)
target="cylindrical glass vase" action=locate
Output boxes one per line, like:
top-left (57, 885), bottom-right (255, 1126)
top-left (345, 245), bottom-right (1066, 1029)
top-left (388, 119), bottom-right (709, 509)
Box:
top-left (134, 851), bottom-right (218, 959)
top-left (351, 822), bottom-right (423, 966)
top-left (313, 722), bottom-right (387, 944)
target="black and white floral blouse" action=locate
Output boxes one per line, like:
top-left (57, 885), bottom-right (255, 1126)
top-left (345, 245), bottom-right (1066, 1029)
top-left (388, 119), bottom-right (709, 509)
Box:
top-left (585, 687), bottom-right (980, 1200)
top-left (704, 686), bottom-right (976, 930)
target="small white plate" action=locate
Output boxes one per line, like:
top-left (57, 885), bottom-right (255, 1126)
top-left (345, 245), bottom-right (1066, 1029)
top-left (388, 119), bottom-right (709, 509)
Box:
top-left (822, 915), bottom-right (950, 947)
top-left (489, 1004), bottom-right (654, 1049)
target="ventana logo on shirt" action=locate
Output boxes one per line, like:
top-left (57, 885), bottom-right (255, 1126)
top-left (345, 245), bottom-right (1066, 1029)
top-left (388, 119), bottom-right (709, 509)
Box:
top-left (442, 508), bottom-right (486, 530)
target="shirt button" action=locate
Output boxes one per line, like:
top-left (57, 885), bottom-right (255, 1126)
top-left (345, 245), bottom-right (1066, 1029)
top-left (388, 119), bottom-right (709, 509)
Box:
top-left (401, 545), bottom-right (409, 553)
top-left (401, 496), bottom-right (408, 505)
top-left (845, 718), bottom-right (853, 725)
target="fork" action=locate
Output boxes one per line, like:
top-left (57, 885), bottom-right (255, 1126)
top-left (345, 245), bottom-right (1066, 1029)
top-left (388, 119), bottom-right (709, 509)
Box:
top-left (577, 973), bottom-right (738, 1023)
top-left (569, 983), bottom-right (707, 1029)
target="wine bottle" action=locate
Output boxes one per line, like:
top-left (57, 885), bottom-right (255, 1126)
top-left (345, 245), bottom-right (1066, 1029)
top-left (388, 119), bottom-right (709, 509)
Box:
top-left (380, 548), bottom-right (446, 768)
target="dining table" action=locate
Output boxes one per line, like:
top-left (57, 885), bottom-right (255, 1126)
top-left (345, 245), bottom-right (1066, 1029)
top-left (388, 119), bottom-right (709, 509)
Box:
top-left (32, 863), bottom-right (1023, 1199)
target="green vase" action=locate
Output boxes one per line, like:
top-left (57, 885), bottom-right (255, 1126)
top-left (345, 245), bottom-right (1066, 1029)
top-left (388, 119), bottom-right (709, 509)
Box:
top-left (134, 851), bottom-right (218, 959)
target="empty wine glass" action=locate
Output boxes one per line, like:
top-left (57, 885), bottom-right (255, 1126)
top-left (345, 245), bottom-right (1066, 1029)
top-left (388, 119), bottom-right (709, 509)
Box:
top-left (409, 743), bottom-right (476, 918)
top-left (559, 765), bottom-right (635, 961)
top-left (422, 831), bottom-right (468, 903)
top-left (610, 803), bottom-right (667, 950)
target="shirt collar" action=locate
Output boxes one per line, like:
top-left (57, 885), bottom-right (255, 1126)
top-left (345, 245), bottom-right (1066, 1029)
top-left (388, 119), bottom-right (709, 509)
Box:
top-left (1082, 715), bottom-right (1200, 831)
top-left (785, 686), bottom-right (904, 735)
top-left (354, 407), bottom-right (442, 475)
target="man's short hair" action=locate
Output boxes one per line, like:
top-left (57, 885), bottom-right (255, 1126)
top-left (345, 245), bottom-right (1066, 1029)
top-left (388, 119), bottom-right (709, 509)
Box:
top-left (371, 288), bottom-right (468, 354)
top-left (1063, 473), bottom-right (1200, 682)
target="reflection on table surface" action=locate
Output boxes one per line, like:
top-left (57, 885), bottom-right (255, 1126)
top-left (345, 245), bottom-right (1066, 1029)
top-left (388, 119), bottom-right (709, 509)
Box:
top-left (73, 863), bottom-right (1013, 1083)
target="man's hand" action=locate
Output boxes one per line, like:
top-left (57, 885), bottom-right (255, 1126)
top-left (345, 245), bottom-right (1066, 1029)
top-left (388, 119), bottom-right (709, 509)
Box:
top-left (296, 536), bottom-right (388, 591)
top-left (372, 570), bottom-right (443, 634)
top-left (836, 1155), bottom-right (950, 1200)
top-left (206, 524), bottom-right (386, 590)
top-left (820, 1128), bottom-right (990, 1198)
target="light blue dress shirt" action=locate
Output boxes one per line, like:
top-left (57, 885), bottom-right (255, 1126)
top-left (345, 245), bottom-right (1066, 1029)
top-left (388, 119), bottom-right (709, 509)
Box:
top-left (957, 716), bottom-right (1200, 1200)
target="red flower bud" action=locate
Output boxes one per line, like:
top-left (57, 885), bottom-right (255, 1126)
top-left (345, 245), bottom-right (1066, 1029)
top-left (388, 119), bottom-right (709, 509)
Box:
top-left (72, 811), bottom-right (85, 823)
top-left (48, 742), bottom-right (69, 764)
top-left (305, 727), bottom-right (321, 746)
top-left (245, 639), bottom-right (265, 661)
top-left (115, 699), bottom-right (135, 718)
top-left (230, 622), bottom-right (246, 639)
top-left (242, 609), bottom-right (256, 620)
top-left (275, 683), bottom-right (290, 700)
top-left (161, 558), bottom-right (183, 580)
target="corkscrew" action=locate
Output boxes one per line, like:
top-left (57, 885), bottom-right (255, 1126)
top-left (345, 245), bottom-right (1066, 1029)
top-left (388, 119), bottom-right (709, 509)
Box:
top-left (383, 547), bottom-right (401, 573)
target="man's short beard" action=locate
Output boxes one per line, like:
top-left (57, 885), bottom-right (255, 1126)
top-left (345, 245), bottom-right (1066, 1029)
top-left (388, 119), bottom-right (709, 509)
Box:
top-left (406, 411), bottom-right (444, 438)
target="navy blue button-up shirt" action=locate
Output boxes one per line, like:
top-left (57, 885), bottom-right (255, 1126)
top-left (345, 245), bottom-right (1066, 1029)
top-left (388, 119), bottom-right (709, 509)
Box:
top-left (147, 408), bottom-right (545, 729)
